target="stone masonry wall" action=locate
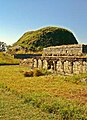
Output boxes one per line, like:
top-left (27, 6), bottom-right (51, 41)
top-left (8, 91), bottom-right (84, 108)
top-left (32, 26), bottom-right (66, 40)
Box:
top-left (33, 44), bottom-right (87, 75)
top-left (43, 44), bottom-right (87, 56)
top-left (33, 58), bottom-right (87, 75)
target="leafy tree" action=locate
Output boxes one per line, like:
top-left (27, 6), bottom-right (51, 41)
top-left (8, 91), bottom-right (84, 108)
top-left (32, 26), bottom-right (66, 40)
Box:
top-left (0, 41), bottom-right (7, 52)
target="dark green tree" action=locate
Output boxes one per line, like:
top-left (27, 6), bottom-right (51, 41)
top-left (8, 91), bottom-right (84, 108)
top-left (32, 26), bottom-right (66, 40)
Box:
top-left (0, 41), bottom-right (7, 51)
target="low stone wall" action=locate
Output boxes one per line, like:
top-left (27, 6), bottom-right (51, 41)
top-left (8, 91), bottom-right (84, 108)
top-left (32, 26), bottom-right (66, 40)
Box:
top-left (31, 44), bottom-right (87, 75)
top-left (43, 44), bottom-right (87, 56)
top-left (33, 57), bottom-right (87, 75)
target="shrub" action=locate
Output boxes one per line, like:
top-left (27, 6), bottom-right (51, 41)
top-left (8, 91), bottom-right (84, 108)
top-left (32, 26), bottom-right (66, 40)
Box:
top-left (42, 68), bottom-right (52, 75)
top-left (41, 69), bottom-right (49, 75)
top-left (24, 70), bottom-right (33, 77)
top-left (24, 68), bottom-right (51, 77)
top-left (33, 68), bottom-right (43, 76)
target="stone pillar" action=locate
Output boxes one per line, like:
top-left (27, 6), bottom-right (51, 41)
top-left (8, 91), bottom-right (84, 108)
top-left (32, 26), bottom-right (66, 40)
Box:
top-left (41, 60), bottom-right (43, 68)
top-left (53, 61), bottom-right (57, 71)
top-left (69, 61), bottom-right (73, 74)
top-left (57, 60), bottom-right (61, 73)
top-left (79, 60), bottom-right (83, 73)
top-left (36, 59), bottom-right (38, 68)
top-left (73, 61), bottom-right (79, 74)
top-left (64, 61), bottom-right (68, 74)
top-left (63, 61), bottom-right (73, 74)
top-left (38, 59), bottom-right (42, 68)
top-left (61, 61), bottom-right (64, 74)
top-left (73, 60), bottom-right (83, 74)
top-left (31, 58), bottom-right (34, 69)
top-left (85, 61), bottom-right (87, 72)
top-left (34, 59), bottom-right (38, 68)
top-left (43, 60), bottom-right (48, 69)
top-left (83, 61), bottom-right (87, 73)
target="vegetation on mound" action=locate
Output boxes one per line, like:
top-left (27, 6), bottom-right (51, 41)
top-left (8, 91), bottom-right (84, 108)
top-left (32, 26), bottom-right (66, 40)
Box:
top-left (13, 26), bottom-right (78, 52)
top-left (0, 52), bottom-right (19, 65)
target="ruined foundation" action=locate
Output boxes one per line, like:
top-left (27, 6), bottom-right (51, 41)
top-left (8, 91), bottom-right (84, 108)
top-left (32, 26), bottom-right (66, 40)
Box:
top-left (32, 44), bottom-right (87, 75)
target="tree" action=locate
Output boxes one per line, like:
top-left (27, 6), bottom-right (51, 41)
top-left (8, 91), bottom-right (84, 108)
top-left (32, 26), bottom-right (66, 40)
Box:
top-left (0, 41), bottom-right (7, 52)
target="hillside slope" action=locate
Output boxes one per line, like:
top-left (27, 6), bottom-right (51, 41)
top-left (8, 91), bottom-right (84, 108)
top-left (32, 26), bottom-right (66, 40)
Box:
top-left (13, 26), bottom-right (78, 51)
top-left (0, 52), bottom-right (19, 65)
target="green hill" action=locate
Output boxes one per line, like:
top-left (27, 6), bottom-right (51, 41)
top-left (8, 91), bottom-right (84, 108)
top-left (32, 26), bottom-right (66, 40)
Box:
top-left (13, 26), bottom-right (78, 51)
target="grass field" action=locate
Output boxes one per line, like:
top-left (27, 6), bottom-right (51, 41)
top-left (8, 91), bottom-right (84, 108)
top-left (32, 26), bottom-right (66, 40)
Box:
top-left (0, 52), bottom-right (19, 65)
top-left (0, 65), bottom-right (87, 120)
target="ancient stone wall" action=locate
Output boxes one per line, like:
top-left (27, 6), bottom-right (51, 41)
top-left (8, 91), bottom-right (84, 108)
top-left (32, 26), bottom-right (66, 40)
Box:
top-left (33, 58), bottom-right (87, 75)
top-left (43, 44), bottom-right (87, 56)
top-left (33, 44), bottom-right (87, 75)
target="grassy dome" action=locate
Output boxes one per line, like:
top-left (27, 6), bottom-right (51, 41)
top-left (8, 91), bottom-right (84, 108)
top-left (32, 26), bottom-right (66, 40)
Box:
top-left (13, 26), bottom-right (78, 51)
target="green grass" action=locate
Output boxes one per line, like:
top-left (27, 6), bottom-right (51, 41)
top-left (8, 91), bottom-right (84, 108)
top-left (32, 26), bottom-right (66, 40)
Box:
top-left (0, 66), bottom-right (87, 120)
top-left (0, 52), bottom-right (19, 65)
top-left (0, 88), bottom-right (56, 120)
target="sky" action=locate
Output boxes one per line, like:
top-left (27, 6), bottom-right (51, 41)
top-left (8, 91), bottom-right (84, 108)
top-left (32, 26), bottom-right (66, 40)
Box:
top-left (0, 0), bottom-right (87, 45)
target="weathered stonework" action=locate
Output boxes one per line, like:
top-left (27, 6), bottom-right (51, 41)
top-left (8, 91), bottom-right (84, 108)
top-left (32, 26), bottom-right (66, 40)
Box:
top-left (20, 58), bottom-right (32, 67)
top-left (43, 44), bottom-right (87, 56)
top-left (33, 44), bottom-right (87, 75)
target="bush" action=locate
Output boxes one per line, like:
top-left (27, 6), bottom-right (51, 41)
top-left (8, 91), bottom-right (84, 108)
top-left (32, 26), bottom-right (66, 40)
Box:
top-left (24, 68), bottom-right (50, 77)
top-left (33, 68), bottom-right (43, 76)
top-left (24, 71), bottom-right (33, 77)
top-left (42, 68), bottom-right (52, 75)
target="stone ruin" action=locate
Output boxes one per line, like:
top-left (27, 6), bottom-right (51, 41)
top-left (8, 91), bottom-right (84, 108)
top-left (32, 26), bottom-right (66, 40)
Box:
top-left (32, 44), bottom-right (87, 75)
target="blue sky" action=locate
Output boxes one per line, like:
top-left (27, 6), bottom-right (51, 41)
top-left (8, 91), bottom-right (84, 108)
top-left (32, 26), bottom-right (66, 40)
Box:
top-left (0, 0), bottom-right (87, 45)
